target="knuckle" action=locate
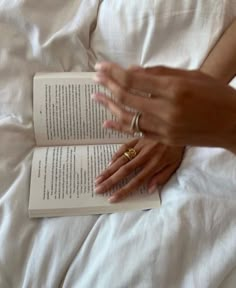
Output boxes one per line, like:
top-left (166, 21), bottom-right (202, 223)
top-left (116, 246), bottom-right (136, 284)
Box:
top-left (100, 171), bottom-right (108, 179)
top-left (112, 151), bottom-right (119, 159)
top-left (162, 136), bottom-right (174, 146)
top-left (147, 65), bottom-right (168, 75)
top-left (170, 79), bottom-right (186, 102)
top-left (112, 153), bottom-right (120, 163)
top-left (162, 125), bottom-right (175, 138)
top-left (114, 187), bottom-right (128, 200)
top-left (163, 108), bottom-right (181, 125)
top-left (123, 71), bottom-right (133, 88)
top-left (103, 178), bottom-right (113, 190)
top-left (169, 136), bottom-right (180, 145)
top-left (115, 85), bottom-right (125, 102)
top-left (163, 132), bottom-right (179, 145)
top-left (116, 123), bottom-right (123, 132)
top-left (103, 63), bottom-right (113, 75)
top-left (133, 177), bottom-right (143, 186)
top-left (117, 189), bottom-right (129, 199)
top-left (120, 164), bottom-right (133, 175)
top-left (133, 170), bottom-right (149, 185)
top-left (104, 168), bottom-right (113, 178)
top-left (163, 77), bottom-right (174, 89)
top-left (122, 144), bottom-right (129, 151)
top-left (115, 146), bottom-right (126, 158)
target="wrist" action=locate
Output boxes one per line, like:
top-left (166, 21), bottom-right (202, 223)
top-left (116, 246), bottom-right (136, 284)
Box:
top-left (224, 89), bottom-right (236, 154)
top-left (225, 137), bottom-right (236, 154)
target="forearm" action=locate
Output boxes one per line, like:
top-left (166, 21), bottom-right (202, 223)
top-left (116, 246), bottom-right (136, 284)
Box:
top-left (200, 19), bottom-right (236, 83)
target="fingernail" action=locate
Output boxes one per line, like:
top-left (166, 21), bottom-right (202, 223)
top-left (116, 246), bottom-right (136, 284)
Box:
top-left (95, 177), bottom-right (103, 185)
top-left (103, 120), bottom-right (112, 128)
top-left (95, 62), bottom-right (103, 71)
top-left (148, 185), bottom-right (157, 194)
top-left (107, 161), bottom-right (113, 166)
top-left (95, 175), bottom-right (103, 180)
top-left (108, 196), bottom-right (117, 203)
top-left (91, 93), bottom-right (97, 100)
top-left (93, 74), bottom-right (101, 83)
top-left (95, 186), bottom-right (103, 194)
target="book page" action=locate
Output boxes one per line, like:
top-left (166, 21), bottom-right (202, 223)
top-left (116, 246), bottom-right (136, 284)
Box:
top-left (29, 146), bottom-right (160, 217)
top-left (33, 72), bottom-right (132, 146)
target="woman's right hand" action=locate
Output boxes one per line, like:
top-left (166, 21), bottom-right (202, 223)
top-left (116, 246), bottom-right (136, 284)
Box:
top-left (93, 62), bottom-right (236, 152)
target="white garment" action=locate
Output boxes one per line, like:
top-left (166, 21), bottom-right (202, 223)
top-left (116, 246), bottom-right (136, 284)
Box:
top-left (0, 1), bottom-right (236, 287)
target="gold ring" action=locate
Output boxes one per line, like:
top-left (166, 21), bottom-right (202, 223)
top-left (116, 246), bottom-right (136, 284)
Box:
top-left (123, 148), bottom-right (137, 161)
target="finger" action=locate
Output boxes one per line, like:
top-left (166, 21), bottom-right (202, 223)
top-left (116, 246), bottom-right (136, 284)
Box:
top-left (93, 87), bottom-right (171, 136)
top-left (94, 71), bottom-right (185, 134)
top-left (95, 154), bottom-right (130, 186)
top-left (96, 141), bottom-right (162, 195)
top-left (103, 120), bottom-right (134, 136)
top-left (148, 163), bottom-right (179, 190)
top-left (93, 92), bottom-right (168, 138)
top-left (92, 92), bottom-right (135, 133)
top-left (96, 139), bottom-right (139, 183)
top-left (95, 62), bottom-right (129, 87)
top-left (103, 108), bottom-right (172, 143)
top-left (94, 62), bottom-right (190, 96)
top-left (110, 139), bottom-right (139, 163)
top-left (94, 69), bottom-right (169, 103)
top-left (108, 159), bottom-right (159, 203)
top-left (91, 80), bottom-right (170, 133)
top-left (96, 146), bottom-right (147, 194)
top-left (95, 156), bottom-right (142, 194)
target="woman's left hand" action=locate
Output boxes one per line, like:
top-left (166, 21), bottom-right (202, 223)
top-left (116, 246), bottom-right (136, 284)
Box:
top-left (95, 138), bottom-right (185, 202)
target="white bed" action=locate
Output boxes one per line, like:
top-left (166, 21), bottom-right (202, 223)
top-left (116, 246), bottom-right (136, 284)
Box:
top-left (1, 1), bottom-right (236, 287)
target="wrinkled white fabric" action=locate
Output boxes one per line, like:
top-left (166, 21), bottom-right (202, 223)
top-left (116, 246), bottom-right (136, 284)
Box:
top-left (89, 0), bottom-right (235, 69)
top-left (0, 1), bottom-right (236, 287)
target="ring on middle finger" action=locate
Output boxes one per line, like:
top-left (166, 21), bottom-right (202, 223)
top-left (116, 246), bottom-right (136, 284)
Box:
top-left (130, 111), bottom-right (143, 136)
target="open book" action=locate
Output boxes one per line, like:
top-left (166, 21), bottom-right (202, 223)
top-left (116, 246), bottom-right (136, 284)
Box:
top-left (29, 72), bottom-right (160, 217)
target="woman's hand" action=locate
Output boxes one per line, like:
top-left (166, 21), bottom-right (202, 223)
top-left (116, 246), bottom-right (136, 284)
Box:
top-left (92, 63), bottom-right (236, 152)
top-left (95, 137), bottom-right (185, 202)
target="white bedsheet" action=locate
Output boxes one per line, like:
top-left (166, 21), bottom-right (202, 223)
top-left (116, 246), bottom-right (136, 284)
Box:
top-left (1, 1), bottom-right (236, 287)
